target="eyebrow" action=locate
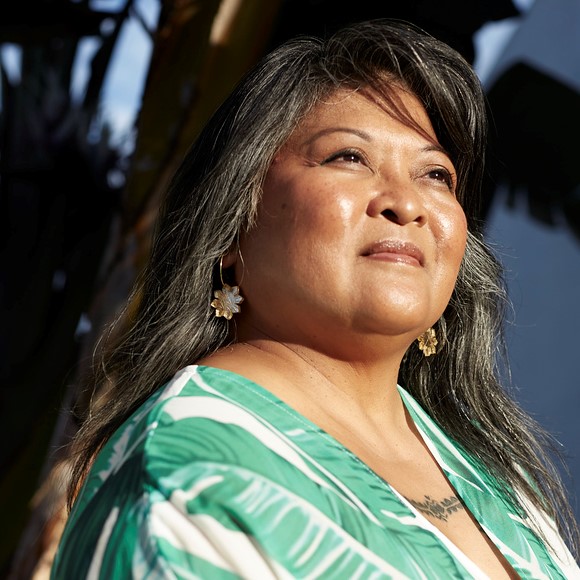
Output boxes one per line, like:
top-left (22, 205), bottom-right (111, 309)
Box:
top-left (305, 127), bottom-right (452, 159)
top-left (422, 143), bottom-right (452, 158)
top-left (304, 127), bottom-right (372, 145)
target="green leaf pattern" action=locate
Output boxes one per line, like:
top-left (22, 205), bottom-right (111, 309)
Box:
top-left (51, 365), bottom-right (580, 579)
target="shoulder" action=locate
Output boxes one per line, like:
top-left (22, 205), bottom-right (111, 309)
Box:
top-left (52, 365), bottom-right (337, 578)
top-left (77, 364), bottom-right (307, 507)
top-left (140, 365), bottom-right (293, 481)
top-left (93, 365), bottom-right (279, 472)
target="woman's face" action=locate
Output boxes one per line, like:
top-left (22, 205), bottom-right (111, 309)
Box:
top-left (236, 88), bottom-right (467, 356)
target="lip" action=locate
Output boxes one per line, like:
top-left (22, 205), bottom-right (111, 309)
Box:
top-left (362, 239), bottom-right (425, 267)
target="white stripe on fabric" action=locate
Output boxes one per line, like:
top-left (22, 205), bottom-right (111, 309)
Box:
top-left (162, 392), bottom-right (382, 526)
top-left (150, 502), bottom-right (280, 578)
top-left (87, 506), bottom-right (119, 580)
top-left (511, 493), bottom-right (580, 579)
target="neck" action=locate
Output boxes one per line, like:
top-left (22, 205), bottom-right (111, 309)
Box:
top-left (203, 330), bottom-right (411, 428)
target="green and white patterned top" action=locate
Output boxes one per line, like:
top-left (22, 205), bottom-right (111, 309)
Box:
top-left (51, 365), bottom-right (579, 579)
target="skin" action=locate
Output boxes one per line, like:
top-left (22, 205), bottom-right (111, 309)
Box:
top-left (200, 88), bottom-right (518, 578)
top-left (237, 89), bottom-right (466, 362)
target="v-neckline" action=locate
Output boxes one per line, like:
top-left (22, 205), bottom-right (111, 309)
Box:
top-left (192, 364), bottom-right (519, 577)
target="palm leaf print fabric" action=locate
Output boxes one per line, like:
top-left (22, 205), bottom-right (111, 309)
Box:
top-left (51, 365), bottom-right (580, 579)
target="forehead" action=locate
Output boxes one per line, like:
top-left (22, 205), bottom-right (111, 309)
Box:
top-left (288, 88), bottom-right (439, 146)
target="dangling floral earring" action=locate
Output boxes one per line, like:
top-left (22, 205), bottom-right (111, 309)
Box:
top-left (417, 327), bottom-right (437, 357)
top-left (210, 256), bottom-right (244, 320)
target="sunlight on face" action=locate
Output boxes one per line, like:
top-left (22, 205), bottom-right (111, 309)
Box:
top-left (237, 88), bottom-right (467, 357)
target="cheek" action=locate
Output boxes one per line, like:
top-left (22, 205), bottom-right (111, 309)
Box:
top-left (443, 201), bottom-right (467, 240)
top-left (454, 209), bottom-right (468, 254)
top-left (266, 187), bottom-right (359, 245)
top-left (436, 203), bottom-right (468, 273)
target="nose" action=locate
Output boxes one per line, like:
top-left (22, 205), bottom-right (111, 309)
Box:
top-left (366, 176), bottom-right (427, 226)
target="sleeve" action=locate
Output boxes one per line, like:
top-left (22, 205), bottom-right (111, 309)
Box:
top-left (141, 481), bottom-right (285, 579)
top-left (50, 460), bottom-right (286, 579)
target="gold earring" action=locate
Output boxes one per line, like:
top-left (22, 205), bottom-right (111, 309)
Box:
top-left (210, 256), bottom-right (244, 320)
top-left (417, 327), bottom-right (437, 357)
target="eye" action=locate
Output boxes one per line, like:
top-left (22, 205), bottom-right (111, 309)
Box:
top-left (427, 167), bottom-right (455, 191)
top-left (322, 148), bottom-right (366, 165)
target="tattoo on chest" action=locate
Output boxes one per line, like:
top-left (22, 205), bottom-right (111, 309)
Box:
top-left (407, 495), bottom-right (465, 522)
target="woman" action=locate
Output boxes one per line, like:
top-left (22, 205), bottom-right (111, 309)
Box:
top-left (51, 19), bottom-right (579, 579)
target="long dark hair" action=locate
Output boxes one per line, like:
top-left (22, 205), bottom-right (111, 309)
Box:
top-left (66, 18), bottom-right (578, 552)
